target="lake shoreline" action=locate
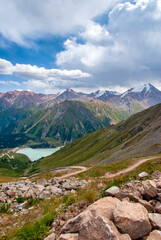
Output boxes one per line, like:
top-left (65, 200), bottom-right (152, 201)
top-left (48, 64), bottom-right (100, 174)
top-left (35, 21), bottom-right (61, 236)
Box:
top-left (16, 146), bottom-right (63, 162)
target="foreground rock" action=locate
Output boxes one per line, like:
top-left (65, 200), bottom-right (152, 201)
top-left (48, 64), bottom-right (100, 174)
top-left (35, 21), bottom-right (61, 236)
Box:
top-left (79, 216), bottom-right (130, 240)
top-left (105, 186), bottom-right (120, 197)
top-left (147, 230), bottom-right (161, 239)
top-left (113, 200), bottom-right (151, 239)
top-left (45, 171), bottom-right (161, 240)
top-left (148, 213), bottom-right (161, 230)
top-left (57, 233), bottom-right (78, 240)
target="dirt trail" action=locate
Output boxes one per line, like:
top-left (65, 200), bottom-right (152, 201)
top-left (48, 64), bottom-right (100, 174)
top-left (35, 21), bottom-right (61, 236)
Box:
top-left (27, 156), bottom-right (160, 180)
top-left (27, 166), bottom-right (89, 179)
top-left (57, 166), bottom-right (88, 179)
top-left (105, 156), bottom-right (159, 179)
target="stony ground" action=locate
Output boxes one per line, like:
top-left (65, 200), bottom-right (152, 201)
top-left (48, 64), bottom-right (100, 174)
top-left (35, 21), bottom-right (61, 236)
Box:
top-left (1, 170), bottom-right (161, 239)
top-left (45, 171), bottom-right (161, 240)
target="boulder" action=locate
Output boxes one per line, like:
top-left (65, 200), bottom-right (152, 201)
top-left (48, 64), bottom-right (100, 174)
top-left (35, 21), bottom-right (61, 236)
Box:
top-left (57, 233), bottom-right (78, 240)
top-left (50, 186), bottom-right (62, 195)
top-left (61, 197), bottom-right (120, 233)
top-left (44, 233), bottom-right (56, 240)
top-left (154, 202), bottom-right (161, 214)
top-left (87, 197), bottom-right (121, 221)
top-left (151, 171), bottom-right (161, 180)
top-left (105, 186), bottom-right (120, 197)
top-left (61, 209), bottom-right (94, 233)
top-left (147, 230), bottom-right (161, 240)
top-left (34, 184), bottom-right (45, 192)
top-left (36, 178), bottom-right (47, 186)
top-left (138, 172), bottom-right (149, 179)
top-left (142, 180), bottom-right (157, 198)
top-left (79, 215), bottom-right (131, 240)
top-left (148, 213), bottom-right (161, 230)
top-left (39, 191), bottom-right (50, 199)
top-left (138, 199), bottom-right (154, 212)
top-left (6, 191), bottom-right (15, 198)
top-left (113, 200), bottom-right (151, 239)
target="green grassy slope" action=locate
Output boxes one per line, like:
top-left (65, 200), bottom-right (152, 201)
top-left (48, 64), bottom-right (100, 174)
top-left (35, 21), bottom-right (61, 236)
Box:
top-left (29, 103), bottom-right (161, 174)
top-left (0, 152), bottom-right (31, 177)
top-left (17, 100), bottom-right (132, 144)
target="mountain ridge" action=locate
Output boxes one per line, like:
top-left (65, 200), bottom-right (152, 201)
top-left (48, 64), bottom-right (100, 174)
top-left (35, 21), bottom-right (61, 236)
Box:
top-left (0, 83), bottom-right (161, 148)
top-left (30, 103), bottom-right (161, 173)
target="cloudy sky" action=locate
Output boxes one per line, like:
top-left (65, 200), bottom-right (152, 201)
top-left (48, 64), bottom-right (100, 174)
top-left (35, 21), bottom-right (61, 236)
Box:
top-left (0, 0), bottom-right (160, 93)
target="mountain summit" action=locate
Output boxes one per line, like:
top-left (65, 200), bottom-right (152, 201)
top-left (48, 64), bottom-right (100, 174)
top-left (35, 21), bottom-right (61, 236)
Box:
top-left (120, 83), bottom-right (161, 106)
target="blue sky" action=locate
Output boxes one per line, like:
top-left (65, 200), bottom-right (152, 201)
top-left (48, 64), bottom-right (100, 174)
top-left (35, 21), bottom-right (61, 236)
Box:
top-left (0, 0), bottom-right (161, 93)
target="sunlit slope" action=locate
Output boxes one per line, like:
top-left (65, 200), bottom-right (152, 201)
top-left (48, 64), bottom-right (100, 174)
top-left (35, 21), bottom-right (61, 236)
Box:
top-left (30, 103), bottom-right (161, 173)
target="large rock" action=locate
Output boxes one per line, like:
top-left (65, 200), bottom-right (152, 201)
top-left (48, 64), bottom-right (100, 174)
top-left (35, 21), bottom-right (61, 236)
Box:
top-left (87, 197), bottom-right (121, 220)
top-left (142, 180), bottom-right (157, 198)
top-left (147, 230), bottom-right (161, 240)
top-left (105, 186), bottom-right (120, 197)
top-left (6, 191), bottom-right (15, 198)
top-left (39, 191), bottom-right (50, 199)
top-left (138, 172), bottom-right (149, 179)
top-left (61, 210), bottom-right (94, 233)
top-left (113, 200), bottom-right (151, 239)
top-left (44, 233), bottom-right (56, 240)
top-left (61, 197), bottom-right (120, 234)
top-left (36, 178), bottom-right (47, 186)
top-left (138, 199), bottom-right (154, 212)
top-left (155, 202), bottom-right (161, 214)
top-left (148, 213), bottom-right (161, 230)
top-left (57, 233), bottom-right (78, 240)
top-left (50, 186), bottom-right (62, 195)
top-left (79, 215), bottom-right (131, 240)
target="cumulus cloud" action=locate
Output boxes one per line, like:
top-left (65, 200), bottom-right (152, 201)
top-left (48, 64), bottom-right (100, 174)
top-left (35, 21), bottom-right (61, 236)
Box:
top-left (0, 0), bottom-right (120, 45)
top-left (0, 58), bottom-right (91, 91)
top-left (56, 0), bottom-right (161, 89)
top-left (0, 58), bottom-right (13, 74)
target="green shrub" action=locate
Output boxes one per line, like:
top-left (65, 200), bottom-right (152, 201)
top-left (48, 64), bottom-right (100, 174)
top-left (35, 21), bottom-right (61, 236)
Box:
top-left (27, 197), bottom-right (41, 206)
top-left (16, 196), bottom-right (26, 203)
top-left (17, 213), bottom-right (57, 240)
top-left (62, 193), bottom-right (76, 207)
top-left (0, 203), bottom-right (10, 213)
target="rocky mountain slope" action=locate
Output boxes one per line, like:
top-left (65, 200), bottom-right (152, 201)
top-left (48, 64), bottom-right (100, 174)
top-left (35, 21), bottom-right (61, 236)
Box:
top-left (46, 171), bottom-right (161, 240)
top-left (15, 100), bottom-right (131, 144)
top-left (0, 83), bottom-right (160, 148)
top-left (31, 103), bottom-right (161, 172)
top-left (0, 90), bottom-right (57, 111)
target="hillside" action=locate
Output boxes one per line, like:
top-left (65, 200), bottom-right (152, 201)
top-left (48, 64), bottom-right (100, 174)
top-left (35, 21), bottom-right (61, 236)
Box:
top-left (0, 99), bottom-right (134, 148)
top-left (16, 100), bottom-right (131, 144)
top-left (0, 83), bottom-right (160, 148)
top-left (30, 103), bottom-right (161, 173)
top-left (0, 151), bottom-right (31, 176)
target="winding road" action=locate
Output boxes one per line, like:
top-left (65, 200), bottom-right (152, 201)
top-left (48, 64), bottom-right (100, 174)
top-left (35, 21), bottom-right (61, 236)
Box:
top-left (27, 156), bottom-right (160, 180)
top-left (104, 156), bottom-right (160, 179)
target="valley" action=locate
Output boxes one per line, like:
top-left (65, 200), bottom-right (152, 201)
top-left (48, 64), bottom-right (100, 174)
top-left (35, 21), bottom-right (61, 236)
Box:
top-left (0, 85), bottom-right (161, 240)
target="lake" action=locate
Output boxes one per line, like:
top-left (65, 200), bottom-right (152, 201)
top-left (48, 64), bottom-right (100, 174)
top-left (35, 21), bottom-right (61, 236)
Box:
top-left (16, 147), bottom-right (62, 161)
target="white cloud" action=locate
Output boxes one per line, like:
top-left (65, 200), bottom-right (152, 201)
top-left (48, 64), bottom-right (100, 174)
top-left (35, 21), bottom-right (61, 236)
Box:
top-left (14, 63), bottom-right (91, 79)
top-left (0, 80), bottom-right (20, 86)
top-left (0, 0), bottom-right (120, 45)
top-left (0, 58), bottom-right (91, 91)
top-left (56, 0), bottom-right (161, 89)
top-left (0, 58), bottom-right (13, 74)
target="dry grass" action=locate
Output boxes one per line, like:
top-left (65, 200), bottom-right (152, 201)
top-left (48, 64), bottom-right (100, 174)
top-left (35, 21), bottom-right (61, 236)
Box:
top-left (0, 176), bottom-right (21, 183)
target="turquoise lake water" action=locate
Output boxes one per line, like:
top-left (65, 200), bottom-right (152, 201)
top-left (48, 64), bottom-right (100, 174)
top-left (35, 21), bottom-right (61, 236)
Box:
top-left (17, 147), bottom-right (62, 161)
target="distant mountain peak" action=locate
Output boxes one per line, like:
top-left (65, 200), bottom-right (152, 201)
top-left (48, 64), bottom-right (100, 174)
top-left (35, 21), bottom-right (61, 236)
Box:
top-left (120, 83), bottom-right (160, 98)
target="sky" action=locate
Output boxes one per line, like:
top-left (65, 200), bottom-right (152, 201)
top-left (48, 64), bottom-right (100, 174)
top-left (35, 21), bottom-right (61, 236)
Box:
top-left (0, 0), bottom-right (161, 94)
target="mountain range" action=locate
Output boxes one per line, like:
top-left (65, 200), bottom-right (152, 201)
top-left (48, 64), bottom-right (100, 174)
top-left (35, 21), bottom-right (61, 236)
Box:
top-left (30, 103), bottom-right (161, 173)
top-left (0, 83), bottom-right (161, 148)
